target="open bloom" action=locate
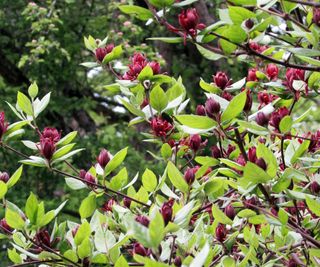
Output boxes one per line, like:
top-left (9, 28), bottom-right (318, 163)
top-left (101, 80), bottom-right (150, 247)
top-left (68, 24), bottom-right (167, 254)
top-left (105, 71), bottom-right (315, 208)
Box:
top-left (266, 64), bottom-right (279, 80)
top-left (95, 44), bottom-right (114, 62)
top-left (150, 116), bottom-right (173, 137)
top-left (0, 112), bottom-right (8, 140)
top-left (269, 107), bottom-right (289, 132)
top-left (178, 8), bottom-right (205, 37)
top-left (285, 68), bottom-right (307, 96)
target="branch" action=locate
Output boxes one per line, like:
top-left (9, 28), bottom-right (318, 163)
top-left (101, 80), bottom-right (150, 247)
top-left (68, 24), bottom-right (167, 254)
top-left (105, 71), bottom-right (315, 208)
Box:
top-left (283, 0), bottom-right (320, 7)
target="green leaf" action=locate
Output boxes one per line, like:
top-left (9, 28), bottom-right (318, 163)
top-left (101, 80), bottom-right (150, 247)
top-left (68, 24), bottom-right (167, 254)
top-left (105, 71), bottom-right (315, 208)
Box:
top-left (237, 120), bottom-right (269, 135)
top-left (175, 115), bottom-right (217, 129)
top-left (149, 212), bottom-right (165, 248)
top-left (109, 167), bottom-right (128, 191)
top-left (25, 193), bottom-right (38, 224)
top-left (75, 221), bottom-right (91, 246)
top-left (147, 37), bottom-right (183, 43)
top-left (28, 82), bottom-right (38, 99)
top-left (149, 0), bottom-right (175, 8)
top-left (6, 208), bottom-right (25, 230)
top-left (150, 85), bottom-right (168, 112)
top-left (195, 156), bottom-right (219, 166)
top-left (161, 143), bottom-right (172, 159)
top-left (105, 147), bottom-right (128, 175)
top-left (118, 5), bottom-right (153, 21)
top-left (167, 161), bottom-right (189, 194)
top-left (8, 248), bottom-right (22, 264)
top-left (115, 255), bottom-right (129, 267)
top-left (256, 143), bottom-right (277, 177)
top-left (291, 140), bottom-right (310, 164)
top-left (229, 6), bottom-right (256, 24)
top-left (199, 78), bottom-right (221, 93)
top-left (77, 237), bottom-right (92, 259)
top-left (142, 169), bottom-right (157, 192)
top-left (102, 45), bottom-right (123, 64)
top-left (79, 195), bottom-right (96, 219)
top-left (64, 250), bottom-right (78, 263)
top-left (221, 90), bottom-right (247, 122)
top-left (242, 161), bottom-right (272, 184)
top-left (306, 196), bottom-right (320, 216)
top-left (52, 143), bottom-right (76, 160)
top-left (17, 92), bottom-right (33, 116)
top-left (56, 131), bottom-right (77, 146)
top-left (195, 44), bottom-right (225, 61)
top-left (279, 115), bottom-right (292, 134)
top-left (138, 65), bottom-right (153, 81)
top-left (212, 204), bottom-right (233, 225)
top-left (296, 55), bottom-right (320, 67)
top-left (228, 0), bottom-right (256, 5)
top-left (173, 0), bottom-right (198, 7)
top-left (0, 181), bottom-right (7, 199)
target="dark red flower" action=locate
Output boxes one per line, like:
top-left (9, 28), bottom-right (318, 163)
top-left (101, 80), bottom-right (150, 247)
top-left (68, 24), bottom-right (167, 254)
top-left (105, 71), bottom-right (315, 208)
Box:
top-left (122, 53), bottom-right (148, 81)
top-left (102, 199), bottom-right (116, 213)
top-left (247, 68), bottom-right (258, 82)
top-left (189, 134), bottom-right (201, 151)
top-left (174, 256), bottom-right (182, 267)
top-left (313, 8), bottom-right (320, 27)
top-left (213, 72), bottom-right (231, 90)
top-left (39, 138), bottom-right (56, 160)
top-left (266, 64), bottom-right (279, 80)
top-left (221, 91), bottom-right (233, 101)
top-left (225, 204), bottom-right (236, 220)
top-left (41, 127), bottom-right (61, 143)
top-left (255, 158), bottom-right (267, 170)
top-left (255, 112), bottom-right (269, 126)
top-left (150, 116), bottom-right (173, 137)
top-left (205, 98), bottom-right (220, 118)
top-left (72, 226), bottom-right (79, 237)
top-left (226, 144), bottom-right (236, 157)
top-left (211, 145), bottom-right (222, 158)
top-left (84, 172), bottom-right (96, 185)
top-left (245, 19), bottom-right (254, 29)
top-left (140, 98), bottom-right (149, 109)
top-left (243, 89), bottom-right (252, 112)
top-left (95, 44), bottom-right (114, 62)
top-left (196, 105), bottom-right (206, 116)
top-left (0, 112), bottom-right (8, 140)
top-left (215, 224), bottom-right (226, 242)
top-left (178, 8), bottom-right (205, 38)
top-left (248, 147), bottom-right (257, 163)
top-left (308, 130), bottom-right (320, 153)
top-left (133, 243), bottom-right (150, 256)
top-left (123, 197), bottom-right (132, 208)
top-left (244, 196), bottom-right (259, 209)
top-left (135, 215), bottom-right (150, 227)
top-left (148, 61), bottom-right (161, 75)
top-left (258, 91), bottom-right (277, 108)
top-left (97, 149), bottom-right (110, 168)
top-left (35, 230), bottom-right (52, 248)
top-left (249, 42), bottom-right (268, 53)
top-left (269, 107), bottom-right (290, 131)
top-left (160, 199), bottom-right (174, 225)
top-left (310, 181), bottom-right (320, 194)
top-left (184, 167), bottom-right (195, 185)
top-left (0, 172), bottom-right (9, 183)
top-left (285, 68), bottom-right (306, 95)
top-left (0, 219), bottom-right (12, 234)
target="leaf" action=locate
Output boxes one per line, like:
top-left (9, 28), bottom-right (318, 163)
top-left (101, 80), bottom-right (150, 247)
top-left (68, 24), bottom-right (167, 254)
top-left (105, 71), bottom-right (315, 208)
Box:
top-left (190, 243), bottom-right (210, 267)
top-left (296, 55), bottom-right (320, 67)
top-left (221, 90), bottom-right (247, 122)
top-left (167, 161), bottom-right (189, 194)
top-left (142, 169), bottom-right (157, 192)
top-left (150, 85), bottom-right (168, 112)
top-left (65, 178), bottom-right (87, 190)
top-left (306, 196), bottom-right (320, 216)
top-left (7, 165), bottom-right (23, 189)
top-left (291, 140), bottom-right (310, 164)
top-left (237, 120), bottom-right (269, 135)
top-left (8, 248), bottom-right (22, 264)
top-left (102, 45), bottom-right (123, 64)
top-left (6, 208), bottom-right (25, 230)
top-left (115, 256), bottom-right (129, 267)
top-left (173, 0), bottom-right (199, 7)
top-left (75, 221), bottom-right (91, 246)
top-left (56, 131), bottom-right (77, 146)
top-left (28, 82), bottom-right (38, 99)
top-left (105, 147), bottom-right (128, 175)
top-left (149, 0), bottom-right (175, 8)
top-left (256, 143), bottom-right (277, 177)
top-left (199, 78), bottom-right (221, 93)
top-left (63, 250), bottom-right (78, 263)
top-left (109, 167), bottom-right (128, 191)
top-left (175, 115), bottom-right (217, 129)
top-left (25, 193), bottom-right (38, 224)
top-left (212, 204), bottom-right (233, 225)
top-left (118, 5), bottom-right (153, 21)
top-left (149, 212), bottom-right (165, 248)
top-left (80, 62), bottom-right (100, 68)
top-left (147, 37), bottom-right (183, 43)
top-left (77, 237), bottom-right (92, 259)
top-left (0, 181), bottom-right (7, 199)
top-left (242, 161), bottom-right (272, 184)
top-left (161, 143), bottom-right (172, 159)
top-left (17, 92), bottom-right (33, 116)
top-left (52, 143), bottom-right (76, 160)
top-left (79, 195), bottom-right (96, 219)
top-left (229, 6), bottom-right (256, 24)
top-left (34, 92), bottom-right (51, 117)
top-left (228, 0), bottom-right (256, 4)
top-left (51, 148), bottom-right (85, 163)
top-left (279, 115), bottom-right (292, 134)
top-left (195, 44), bottom-right (225, 61)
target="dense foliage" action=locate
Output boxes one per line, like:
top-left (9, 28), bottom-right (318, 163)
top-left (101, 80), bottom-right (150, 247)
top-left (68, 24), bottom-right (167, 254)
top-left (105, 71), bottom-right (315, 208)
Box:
top-left (1, 0), bottom-right (320, 266)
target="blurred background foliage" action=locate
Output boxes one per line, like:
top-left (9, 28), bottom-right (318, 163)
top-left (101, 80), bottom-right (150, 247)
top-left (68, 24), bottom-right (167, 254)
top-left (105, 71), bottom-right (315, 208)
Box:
top-left (0, 0), bottom-right (244, 263)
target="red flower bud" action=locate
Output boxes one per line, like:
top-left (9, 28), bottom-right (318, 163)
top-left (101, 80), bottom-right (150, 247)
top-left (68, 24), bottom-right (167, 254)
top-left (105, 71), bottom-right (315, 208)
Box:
top-left (313, 8), bottom-right (320, 27)
top-left (133, 243), bottom-right (150, 256)
top-left (269, 107), bottom-right (289, 131)
top-left (148, 61), bottom-right (161, 75)
top-left (245, 19), bottom-right (254, 29)
top-left (258, 91), bottom-right (277, 108)
top-left (42, 127), bottom-right (61, 142)
top-left (247, 68), bottom-right (258, 82)
top-left (287, 257), bottom-right (298, 267)
top-left (97, 149), bottom-right (110, 168)
top-left (285, 68), bottom-right (306, 93)
top-left (123, 53), bottom-right (149, 81)
top-left (35, 230), bottom-right (52, 248)
top-left (244, 196), bottom-right (259, 209)
top-left (211, 145), bottom-right (222, 158)
top-left (225, 204), bottom-right (236, 220)
top-left (196, 105), bottom-right (206, 116)
top-left (255, 158), bottom-right (267, 170)
top-left (0, 112), bottom-right (8, 140)
top-left (95, 47), bottom-right (107, 62)
top-left (308, 130), bottom-right (320, 152)
top-left (72, 226), bottom-right (79, 237)
top-left (184, 167), bottom-right (195, 185)
top-left (213, 72), bottom-right (231, 90)
top-left (123, 197), bottom-right (132, 208)
top-left (0, 219), bottom-right (12, 234)
top-left (135, 215), bottom-right (150, 227)
top-left (243, 89), bottom-right (252, 112)
top-left (221, 91), bottom-right (233, 101)
top-left (84, 172), bottom-right (96, 185)
top-left (215, 224), bottom-right (226, 242)
top-left (151, 116), bottom-right (173, 137)
top-left (79, 169), bottom-right (87, 179)
top-left (189, 134), bottom-right (201, 151)
top-left (255, 112), bottom-right (269, 126)
top-left (0, 172), bottom-right (10, 183)
top-left (161, 199), bottom-right (174, 225)
top-left (102, 199), bottom-right (116, 213)
top-left (266, 64), bottom-right (279, 80)
top-left (205, 98), bottom-right (220, 118)
top-left (178, 8), bottom-right (203, 37)
top-left (310, 181), bottom-right (320, 194)
top-left (174, 256), bottom-right (182, 267)
top-left (40, 138), bottom-right (56, 160)
top-left (248, 147), bottom-right (257, 163)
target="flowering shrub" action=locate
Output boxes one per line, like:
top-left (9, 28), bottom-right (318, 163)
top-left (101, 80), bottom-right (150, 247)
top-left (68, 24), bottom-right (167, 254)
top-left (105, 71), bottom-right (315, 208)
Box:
top-left (1, 0), bottom-right (320, 266)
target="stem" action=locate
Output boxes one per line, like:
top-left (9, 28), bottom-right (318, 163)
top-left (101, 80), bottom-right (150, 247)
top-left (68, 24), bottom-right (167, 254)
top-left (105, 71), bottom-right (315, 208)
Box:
top-left (168, 235), bottom-right (176, 265)
top-left (281, 137), bottom-right (286, 169)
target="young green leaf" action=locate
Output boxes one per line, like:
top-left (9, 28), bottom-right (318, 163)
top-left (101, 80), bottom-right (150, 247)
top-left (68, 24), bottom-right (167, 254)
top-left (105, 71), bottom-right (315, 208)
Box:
top-left (167, 161), bottom-right (189, 194)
